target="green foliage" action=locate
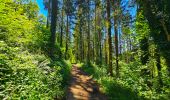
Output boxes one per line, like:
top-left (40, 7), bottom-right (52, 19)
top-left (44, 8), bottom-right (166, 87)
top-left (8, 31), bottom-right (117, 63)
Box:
top-left (1, 0), bottom-right (170, 99)
top-left (53, 60), bottom-right (72, 87)
top-left (0, 0), bottom-right (71, 99)
top-left (81, 61), bottom-right (170, 100)
top-left (81, 63), bottom-right (142, 100)
top-left (0, 41), bottom-right (65, 99)
top-left (135, 10), bottom-right (150, 41)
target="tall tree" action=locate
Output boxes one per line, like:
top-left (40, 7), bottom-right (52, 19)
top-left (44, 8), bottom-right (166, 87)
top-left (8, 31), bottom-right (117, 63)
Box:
top-left (87, 0), bottom-right (91, 64)
top-left (59, 7), bottom-right (64, 58)
top-left (50, 0), bottom-right (58, 59)
top-left (94, 0), bottom-right (102, 65)
top-left (65, 14), bottom-right (69, 59)
top-left (113, 0), bottom-right (120, 77)
top-left (107, 0), bottom-right (113, 76)
top-left (97, 0), bottom-right (103, 65)
top-left (64, 0), bottom-right (74, 60)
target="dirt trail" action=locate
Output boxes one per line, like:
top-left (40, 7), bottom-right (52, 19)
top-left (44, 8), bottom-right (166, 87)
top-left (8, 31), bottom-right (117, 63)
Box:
top-left (66, 65), bottom-right (107, 100)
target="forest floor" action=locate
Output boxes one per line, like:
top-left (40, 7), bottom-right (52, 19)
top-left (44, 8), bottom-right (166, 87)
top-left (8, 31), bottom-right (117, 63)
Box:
top-left (66, 65), bottom-right (107, 100)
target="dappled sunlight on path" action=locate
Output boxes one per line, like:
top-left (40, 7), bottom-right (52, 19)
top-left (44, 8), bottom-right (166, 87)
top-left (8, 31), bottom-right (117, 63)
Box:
top-left (66, 65), bottom-right (107, 100)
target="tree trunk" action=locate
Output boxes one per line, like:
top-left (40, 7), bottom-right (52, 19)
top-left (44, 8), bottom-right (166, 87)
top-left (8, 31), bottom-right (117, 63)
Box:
top-left (107, 0), bottom-right (113, 76)
top-left (59, 9), bottom-right (64, 58)
top-left (50, 0), bottom-right (57, 60)
top-left (119, 28), bottom-right (122, 60)
top-left (99, 30), bottom-right (102, 65)
top-left (156, 51), bottom-right (163, 88)
top-left (105, 38), bottom-right (108, 65)
top-left (94, 1), bottom-right (99, 65)
top-left (46, 15), bottom-right (49, 28)
top-left (46, 0), bottom-right (51, 28)
top-left (65, 15), bottom-right (69, 60)
top-left (114, 17), bottom-right (119, 77)
top-left (92, 39), bottom-right (95, 63)
top-left (87, 0), bottom-right (90, 64)
top-left (79, 19), bottom-right (83, 62)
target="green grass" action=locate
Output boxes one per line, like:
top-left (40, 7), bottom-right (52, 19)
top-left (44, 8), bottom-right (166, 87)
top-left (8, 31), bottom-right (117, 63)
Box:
top-left (80, 63), bottom-right (146, 100)
top-left (80, 61), bottom-right (170, 100)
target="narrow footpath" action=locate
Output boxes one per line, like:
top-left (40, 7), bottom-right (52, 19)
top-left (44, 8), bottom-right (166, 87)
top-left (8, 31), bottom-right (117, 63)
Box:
top-left (66, 65), bottom-right (107, 100)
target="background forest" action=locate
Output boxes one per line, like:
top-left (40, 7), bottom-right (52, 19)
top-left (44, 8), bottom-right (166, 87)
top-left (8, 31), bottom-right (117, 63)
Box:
top-left (0, 0), bottom-right (170, 99)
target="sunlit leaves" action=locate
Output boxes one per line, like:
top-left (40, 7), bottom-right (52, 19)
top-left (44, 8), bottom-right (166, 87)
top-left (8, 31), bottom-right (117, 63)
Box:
top-left (0, 0), bottom-right (67, 99)
top-left (135, 10), bottom-right (150, 41)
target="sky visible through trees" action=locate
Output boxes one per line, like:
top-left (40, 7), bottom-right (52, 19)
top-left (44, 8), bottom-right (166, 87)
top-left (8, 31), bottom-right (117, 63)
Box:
top-left (37, 0), bottom-right (136, 35)
top-left (1, 0), bottom-right (170, 99)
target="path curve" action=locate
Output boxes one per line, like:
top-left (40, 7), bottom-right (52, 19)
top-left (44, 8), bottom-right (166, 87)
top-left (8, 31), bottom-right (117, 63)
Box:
top-left (66, 65), bottom-right (107, 100)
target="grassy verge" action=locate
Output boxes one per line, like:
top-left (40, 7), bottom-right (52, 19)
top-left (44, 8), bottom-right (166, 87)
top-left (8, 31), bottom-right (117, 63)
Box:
top-left (80, 63), bottom-right (145, 100)
top-left (80, 61), bottom-right (170, 100)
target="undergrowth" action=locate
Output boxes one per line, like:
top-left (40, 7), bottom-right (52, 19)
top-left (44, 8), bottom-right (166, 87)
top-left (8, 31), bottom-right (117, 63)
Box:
top-left (81, 62), bottom-right (170, 100)
top-left (0, 41), bottom-right (72, 99)
top-left (0, 1), bottom-right (72, 99)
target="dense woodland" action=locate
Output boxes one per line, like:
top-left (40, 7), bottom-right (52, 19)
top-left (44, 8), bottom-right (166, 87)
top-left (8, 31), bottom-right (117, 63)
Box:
top-left (0, 0), bottom-right (170, 99)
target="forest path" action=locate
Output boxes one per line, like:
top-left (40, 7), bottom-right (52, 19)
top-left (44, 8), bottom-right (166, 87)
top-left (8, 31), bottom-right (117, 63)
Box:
top-left (66, 65), bottom-right (107, 100)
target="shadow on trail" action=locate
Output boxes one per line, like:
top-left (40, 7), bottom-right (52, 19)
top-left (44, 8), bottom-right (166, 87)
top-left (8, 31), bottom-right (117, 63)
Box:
top-left (66, 65), bottom-right (107, 100)
top-left (81, 64), bottom-right (145, 100)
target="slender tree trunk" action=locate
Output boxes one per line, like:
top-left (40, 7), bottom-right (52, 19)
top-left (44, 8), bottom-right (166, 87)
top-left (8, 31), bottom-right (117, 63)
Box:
top-left (94, 1), bottom-right (99, 64)
top-left (156, 51), bottom-right (163, 88)
top-left (98, 2), bottom-right (102, 65)
top-left (114, 17), bottom-right (119, 77)
top-left (82, 37), bottom-right (85, 61)
top-left (107, 0), bottom-right (113, 76)
top-left (99, 30), bottom-right (102, 65)
top-left (113, 0), bottom-right (120, 77)
top-left (79, 19), bottom-right (83, 62)
top-left (46, 15), bottom-right (49, 28)
top-left (95, 1), bottom-right (102, 65)
top-left (119, 24), bottom-right (122, 55)
top-left (59, 9), bottom-right (63, 58)
top-left (46, 0), bottom-right (51, 28)
top-left (50, 0), bottom-right (57, 60)
top-left (65, 15), bottom-right (69, 60)
top-left (119, 31), bottom-right (122, 61)
top-left (87, 0), bottom-right (90, 64)
top-left (105, 38), bottom-right (108, 65)
top-left (76, 33), bottom-right (79, 62)
top-left (92, 39), bottom-right (95, 63)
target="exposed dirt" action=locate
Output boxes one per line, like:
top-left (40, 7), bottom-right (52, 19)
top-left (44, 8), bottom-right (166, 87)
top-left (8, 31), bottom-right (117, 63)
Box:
top-left (66, 65), bottom-right (107, 100)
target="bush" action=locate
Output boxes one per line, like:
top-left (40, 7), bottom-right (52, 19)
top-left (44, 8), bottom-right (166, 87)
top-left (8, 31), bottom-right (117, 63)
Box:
top-left (0, 1), bottom-right (72, 99)
top-left (0, 41), bottom-right (68, 99)
top-left (81, 61), bottom-right (170, 100)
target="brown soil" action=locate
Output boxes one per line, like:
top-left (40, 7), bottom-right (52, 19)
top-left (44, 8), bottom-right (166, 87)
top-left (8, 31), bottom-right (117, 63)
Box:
top-left (66, 64), bottom-right (107, 100)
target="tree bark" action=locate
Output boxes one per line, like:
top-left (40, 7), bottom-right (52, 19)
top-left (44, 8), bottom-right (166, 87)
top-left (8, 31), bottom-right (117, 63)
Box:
top-left (65, 15), bottom-right (69, 60)
top-left (50, 0), bottom-right (57, 60)
top-left (87, 0), bottom-right (90, 64)
top-left (114, 17), bottom-right (119, 77)
top-left (59, 9), bottom-right (64, 58)
top-left (107, 0), bottom-right (113, 76)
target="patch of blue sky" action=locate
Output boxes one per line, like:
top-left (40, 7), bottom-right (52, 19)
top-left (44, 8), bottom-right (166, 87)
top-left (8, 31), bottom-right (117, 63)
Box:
top-left (36, 0), bottom-right (47, 16)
